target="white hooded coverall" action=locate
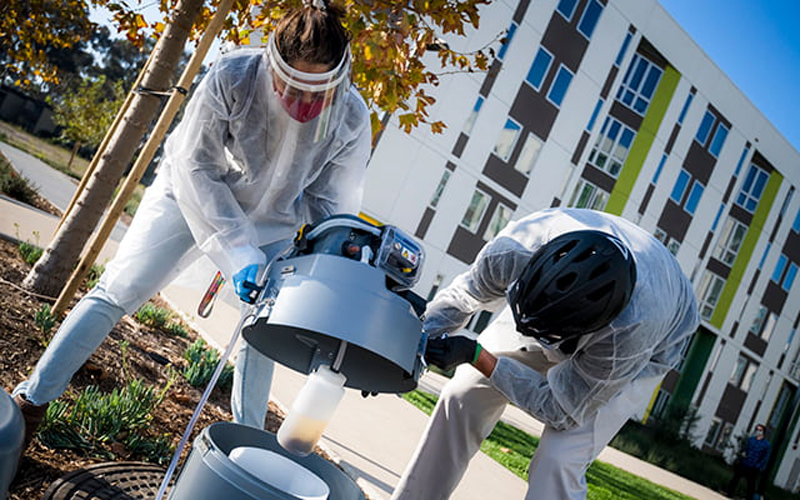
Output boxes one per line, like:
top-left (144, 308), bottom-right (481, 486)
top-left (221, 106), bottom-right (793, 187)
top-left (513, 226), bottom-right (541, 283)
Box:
top-left (14, 48), bottom-right (372, 429)
top-left (392, 208), bottom-right (700, 500)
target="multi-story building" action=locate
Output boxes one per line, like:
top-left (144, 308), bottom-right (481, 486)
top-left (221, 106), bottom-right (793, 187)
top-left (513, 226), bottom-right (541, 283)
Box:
top-left (362, 0), bottom-right (800, 490)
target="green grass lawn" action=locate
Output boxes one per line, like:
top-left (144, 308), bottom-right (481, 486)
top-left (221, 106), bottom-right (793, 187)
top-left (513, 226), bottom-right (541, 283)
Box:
top-left (402, 389), bottom-right (696, 500)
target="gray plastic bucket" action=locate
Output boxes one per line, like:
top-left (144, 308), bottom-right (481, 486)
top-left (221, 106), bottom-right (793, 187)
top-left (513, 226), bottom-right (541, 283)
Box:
top-left (168, 422), bottom-right (365, 500)
top-left (0, 389), bottom-right (24, 499)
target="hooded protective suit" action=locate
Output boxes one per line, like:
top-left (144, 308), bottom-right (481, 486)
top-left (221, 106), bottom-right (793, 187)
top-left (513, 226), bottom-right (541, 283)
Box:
top-left (392, 208), bottom-right (699, 500)
top-left (14, 47), bottom-right (372, 429)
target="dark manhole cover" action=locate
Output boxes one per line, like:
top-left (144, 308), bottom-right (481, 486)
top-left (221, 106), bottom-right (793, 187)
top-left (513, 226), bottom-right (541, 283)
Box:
top-left (42, 462), bottom-right (172, 500)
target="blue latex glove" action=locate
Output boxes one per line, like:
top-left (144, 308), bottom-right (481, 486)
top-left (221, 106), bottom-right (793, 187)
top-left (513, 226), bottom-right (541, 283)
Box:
top-left (233, 264), bottom-right (262, 304)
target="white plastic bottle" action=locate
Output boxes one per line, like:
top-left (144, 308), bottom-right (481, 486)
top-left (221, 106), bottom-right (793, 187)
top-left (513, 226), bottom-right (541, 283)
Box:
top-left (277, 365), bottom-right (347, 456)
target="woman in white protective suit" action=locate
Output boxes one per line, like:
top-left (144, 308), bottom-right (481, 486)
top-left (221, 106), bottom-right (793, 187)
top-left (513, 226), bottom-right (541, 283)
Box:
top-left (13, 0), bottom-right (371, 449)
top-left (391, 208), bottom-right (700, 500)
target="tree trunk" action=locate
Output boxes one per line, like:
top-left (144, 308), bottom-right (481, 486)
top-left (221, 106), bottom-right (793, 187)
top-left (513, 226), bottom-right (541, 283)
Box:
top-left (23, 0), bottom-right (205, 297)
top-left (68, 141), bottom-right (80, 171)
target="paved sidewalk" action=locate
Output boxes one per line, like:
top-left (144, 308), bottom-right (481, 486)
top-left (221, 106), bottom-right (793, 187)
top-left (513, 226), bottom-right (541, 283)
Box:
top-left (0, 194), bottom-right (728, 500)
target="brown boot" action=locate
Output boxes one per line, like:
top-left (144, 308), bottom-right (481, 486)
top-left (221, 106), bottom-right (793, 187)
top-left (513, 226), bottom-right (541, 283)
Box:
top-left (13, 394), bottom-right (48, 451)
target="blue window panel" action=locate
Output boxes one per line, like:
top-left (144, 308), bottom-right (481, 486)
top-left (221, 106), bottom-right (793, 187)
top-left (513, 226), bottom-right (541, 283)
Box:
top-left (793, 209), bottom-right (800, 232)
top-left (709, 123), bottom-right (729, 158)
top-left (652, 153), bottom-right (668, 184)
top-left (619, 128), bottom-right (635, 149)
top-left (474, 96), bottom-right (484, 112)
top-left (557, 0), bottom-right (579, 21)
top-left (526, 49), bottom-right (553, 90)
top-left (578, 0), bottom-right (604, 39)
top-left (587, 99), bottom-right (603, 131)
top-left (629, 58), bottom-right (648, 91)
top-left (784, 263), bottom-right (798, 291)
top-left (548, 66), bottom-right (573, 107)
top-left (711, 203), bottom-right (724, 231)
top-left (741, 165), bottom-right (757, 193)
top-left (773, 254), bottom-right (788, 283)
top-left (497, 22), bottom-right (517, 61)
top-left (695, 111), bottom-right (715, 146)
top-left (759, 243), bottom-right (771, 270)
top-left (685, 181), bottom-right (704, 214)
top-left (752, 170), bottom-right (768, 199)
top-left (607, 120), bottom-right (621, 141)
top-left (671, 170), bottom-right (691, 204)
top-left (615, 32), bottom-right (633, 66)
top-left (734, 146), bottom-right (750, 176)
top-left (677, 92), bottom-right (694, 125)
top-left (641, 66), bottom-right (663, 99)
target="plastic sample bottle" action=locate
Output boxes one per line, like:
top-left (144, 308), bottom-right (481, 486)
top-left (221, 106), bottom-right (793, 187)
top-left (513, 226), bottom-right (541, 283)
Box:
top-left (277, 365), bottom-right (347, 456)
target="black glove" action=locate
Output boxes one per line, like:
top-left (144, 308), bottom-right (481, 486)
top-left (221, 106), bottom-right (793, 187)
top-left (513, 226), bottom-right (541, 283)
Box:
top-left (425, 336), bottom-right (480, 372)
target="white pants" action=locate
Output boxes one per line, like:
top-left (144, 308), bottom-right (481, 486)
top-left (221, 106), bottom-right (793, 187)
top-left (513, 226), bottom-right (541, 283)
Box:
top-left (14, 178), bottom-right (277, 429)
top-left (392, 308), bottom-right (660, 500)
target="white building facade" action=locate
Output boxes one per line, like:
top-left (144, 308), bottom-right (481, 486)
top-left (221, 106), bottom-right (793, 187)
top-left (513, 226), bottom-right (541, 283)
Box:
top-left (362, 0), bottom-right (800, 491)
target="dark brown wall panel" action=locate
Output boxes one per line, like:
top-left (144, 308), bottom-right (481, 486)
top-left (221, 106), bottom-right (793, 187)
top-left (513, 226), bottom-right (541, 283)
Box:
top-left (786, 231), bottom-right (800, 261)
top-left (447, 226), bottom-right (487, 264)
top-left (744, 332), bottom-right (768, 358)
top-left (763, 281), bottom-right (788, 313)
top-left (658, 200), bottom-right (692, 242)
top-left (610, 100), bottom-right (643, 131)
top-left (483, 154), bottom-right (528, 198)
top-left (581, 164), bottom-right (616, 193)
top-left (707, 257), bottom-right (731, 280)
top-left (415, 207), bottom-right (436, 239)
top-left (542, 11), bottom-right (588, 72)
top-left (684, 140), bottom-right (715, 184)
top-left (511, 86), bottom-right (558, 141)
top-left (716, 384), bottom-right (747, 422)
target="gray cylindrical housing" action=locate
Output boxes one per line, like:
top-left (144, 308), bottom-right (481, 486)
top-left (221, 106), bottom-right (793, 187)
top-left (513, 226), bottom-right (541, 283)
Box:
top-left (0, 389), bottom-right (24, 498)
top-left (168, 422), bottom-right (364, 500)
top-left (242, 253), bottom-right (425, 393)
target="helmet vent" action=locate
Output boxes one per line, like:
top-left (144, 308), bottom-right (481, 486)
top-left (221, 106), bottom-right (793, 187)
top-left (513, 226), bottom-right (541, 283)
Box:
top-left (573, 246), bottom-right (596, 263)
top-left (553, 240), bottom-right (579, 262)
top-left (586, 282), bottom-right (614, 302)
top-left (589, 261), bottom-right (611, 280)
top-left (555, 272), bottom-right (577, 291)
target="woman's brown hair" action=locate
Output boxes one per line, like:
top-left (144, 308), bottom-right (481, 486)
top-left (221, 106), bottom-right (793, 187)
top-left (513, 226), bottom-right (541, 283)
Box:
top-left (274, 1), bottom-right (350, 69)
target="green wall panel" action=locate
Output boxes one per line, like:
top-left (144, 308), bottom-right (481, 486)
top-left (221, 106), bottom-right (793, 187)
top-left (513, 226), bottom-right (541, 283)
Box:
top-left (669, 327), bottom-right (715, 413)
top-left (606, 65), bottom-right (681, 215)
top-left (711, 170), bottom-right (784, 328)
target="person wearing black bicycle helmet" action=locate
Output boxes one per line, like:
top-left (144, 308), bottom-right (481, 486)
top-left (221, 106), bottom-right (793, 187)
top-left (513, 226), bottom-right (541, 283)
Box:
top-left (393, 208), bottom-right (699, 500)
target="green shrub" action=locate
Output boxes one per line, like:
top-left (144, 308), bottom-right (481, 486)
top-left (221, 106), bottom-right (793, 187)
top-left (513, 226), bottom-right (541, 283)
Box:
top-left (182, 339), bottom-right (233, 390)
top-left (0, 159), bottom-right (38, 205)
top-left (85, 263), bottom-right (105, 290)
top-left (18, 237), bottom-right (43, 266)
top-left (165, 321), bottom-right (188, 338)
top-left (135, 303), bottom-right (172, 328)
top-left (38, 379), bottom-right (173, 464)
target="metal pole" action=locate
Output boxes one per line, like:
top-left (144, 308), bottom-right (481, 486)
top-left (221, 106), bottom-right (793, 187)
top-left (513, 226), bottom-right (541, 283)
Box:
top-left (52, 0), bottom-right (235, 317)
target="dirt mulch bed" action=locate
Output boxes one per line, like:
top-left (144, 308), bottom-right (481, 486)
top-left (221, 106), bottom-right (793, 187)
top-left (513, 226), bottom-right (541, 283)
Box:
top-left (0, 237), bottom-right (332, 500)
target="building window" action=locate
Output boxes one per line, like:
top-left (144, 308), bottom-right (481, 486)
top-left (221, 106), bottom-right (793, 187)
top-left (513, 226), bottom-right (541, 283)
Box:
top-left (652, 153), bottom-right (667, 184)
top-left (497, 22), bottom-right (517, 61)
top-left (616, 53), bottom-right (663, 115)
top-left (761, 312), bottom-right (778, 341)
top-left (463, 96), bottom-right (484, 136)
top-left (709, 123), bottom-right (729, 158)
top-left (484, 203), bottom-right (513, 240)
top-left (587, 99), bottom-right (603, 131)
top-left (556, 0), bottom-right (579, 21)
top-left (526, 48), bottom-right (554, 91)
top-left (667, 240), bottom-right (681, 256)
top-left (515, 133), bottom-right (543, 175)
top-left (772, 254), bottom-right (788, 283)
top-left (717, 422), bottom-right (734, 451)
top-left (677, 92), bottom-right (694, 125)
top-left (784, 263), bottom-right (798, 291)
top-left (793, 209), bottom-right (800, 233)
top-left (705, 419), bottom-right (722, 447)
top-left (615, 32), bottom-right (633, 66)
top-left (461, 189), bottom-right (489, 232)
top-left (730, 354), bottom-right (757, 391)
top-left (429, 170), bottom-right (451, 208)
top-left (470, 310), bottom-right (494, 334)
top-left (695, 110), bottom-right (715, 146)
top-left (734, 145), bottom-right (750, 176)
top-left (711, 203), bottom-right (725, 231)
top-left (698, 270), bottom-right (725, 319)
top-left (685, 180), bottom-right (705, 215)
top-left (654, 228), bottom-right (668, 244)
top-left (493, 118), bottom-right (522, 161)
top-left (568, 180), bottom-right (609, 210)
top-left (577, 0), bottom-right (604, 39)
top-left (713, 218), bottom-right (748, 266)
top-left (758, 243), bottom-right (771, 270)
top-left (749, 306), bottom-right (767, 335)
top-left (427, 274), bottom-right (444, 301)
top-left (670, 169), bottom-right (691, 204)
top-left (587, 117), bottom-right (635, 177)
top-left (547, 65), bottom-right (574, 107)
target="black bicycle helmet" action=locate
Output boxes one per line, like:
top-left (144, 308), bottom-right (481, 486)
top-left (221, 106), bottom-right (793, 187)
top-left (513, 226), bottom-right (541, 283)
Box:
top-left (507, 229), bottom-right (637, 347)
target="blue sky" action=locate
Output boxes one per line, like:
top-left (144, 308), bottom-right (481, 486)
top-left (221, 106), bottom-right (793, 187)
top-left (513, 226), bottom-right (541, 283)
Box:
top-left (658, 0), bottom-right (800, 152)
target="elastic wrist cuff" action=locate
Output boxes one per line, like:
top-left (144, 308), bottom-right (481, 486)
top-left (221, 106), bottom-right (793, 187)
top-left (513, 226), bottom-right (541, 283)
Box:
top-left (472, 342), bottom-right (483, 364)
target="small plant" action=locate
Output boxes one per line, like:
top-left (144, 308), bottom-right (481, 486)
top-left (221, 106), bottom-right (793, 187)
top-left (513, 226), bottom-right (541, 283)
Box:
top-left (0, 159), bottom-right (38, 205)
top-left (135, 303), bottom-right (172, 328)
top-left (17, 230), bottom-right (43, 266)
top-left (182, 339), bottom-right (233, 391)
top-left (85, 263), bottom-right (105, 290)
top-left (38, 379), bottom-right (174, 464)
top-left (165, 321), bottom-right (188, 338)
top-left (34, 304), bottom-right (57, 336)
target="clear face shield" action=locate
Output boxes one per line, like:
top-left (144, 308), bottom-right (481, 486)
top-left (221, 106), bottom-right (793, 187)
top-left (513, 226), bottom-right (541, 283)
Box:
top-left (266, 33), bottom-right (352, 141)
